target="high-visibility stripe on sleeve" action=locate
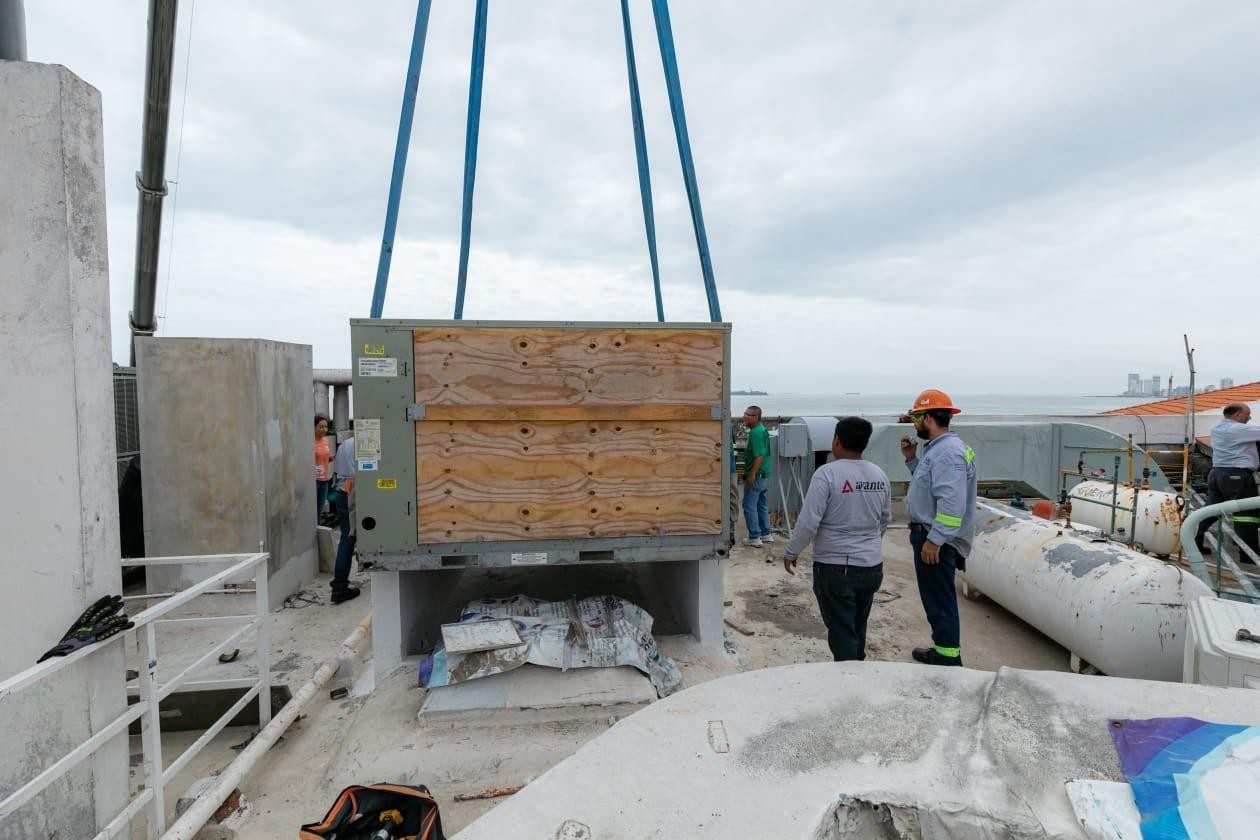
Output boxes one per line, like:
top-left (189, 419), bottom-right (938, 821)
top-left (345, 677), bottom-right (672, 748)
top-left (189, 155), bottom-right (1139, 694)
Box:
top-left (935, 512), bottom-right (963, 528)
top-left (1234, 515), bottom-right (1260, 524)
top-left (965, 447), bottom-right (975, 465)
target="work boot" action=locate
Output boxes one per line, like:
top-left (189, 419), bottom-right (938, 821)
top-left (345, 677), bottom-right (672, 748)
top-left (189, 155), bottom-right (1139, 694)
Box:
top-left (912, 646), bottom-right (962, 667)
top-left (742, 537), bottom-right (763, 548)
top-left (331, 587), bottom-right (361, 605)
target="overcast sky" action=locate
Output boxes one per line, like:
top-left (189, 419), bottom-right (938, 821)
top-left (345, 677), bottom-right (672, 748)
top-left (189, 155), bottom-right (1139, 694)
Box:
top-left (26, 1), bottom-right (1260, 393)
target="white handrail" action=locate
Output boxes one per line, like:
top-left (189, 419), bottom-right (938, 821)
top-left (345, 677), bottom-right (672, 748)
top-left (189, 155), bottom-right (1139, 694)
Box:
top-left (0, 552), bottom-right (270, 839)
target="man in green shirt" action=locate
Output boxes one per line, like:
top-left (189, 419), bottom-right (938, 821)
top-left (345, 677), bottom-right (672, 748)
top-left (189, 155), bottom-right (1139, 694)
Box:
top-left (741, 406), bottom-right (773, 547)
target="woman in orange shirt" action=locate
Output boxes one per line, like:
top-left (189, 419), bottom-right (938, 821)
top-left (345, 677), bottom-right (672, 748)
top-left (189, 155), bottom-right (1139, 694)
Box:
top-left (314, 414), bottom-right (333, 524)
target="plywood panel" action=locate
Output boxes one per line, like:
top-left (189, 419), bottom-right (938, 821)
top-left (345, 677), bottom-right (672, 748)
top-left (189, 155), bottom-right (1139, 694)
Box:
top-left (417, 420), bottom-right (722, 542)
top-left (414, 327), bottom-right (723, 407)
top-left (423, 404), bottom-right (713, 422)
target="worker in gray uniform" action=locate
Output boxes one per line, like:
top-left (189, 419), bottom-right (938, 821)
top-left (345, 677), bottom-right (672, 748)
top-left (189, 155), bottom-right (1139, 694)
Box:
top-left (782, 417), bottom-right (892, 661)
top-left (1195, 402), bottom-right (1260, 561)
top-left (899, 389), bottom-right (977, 667)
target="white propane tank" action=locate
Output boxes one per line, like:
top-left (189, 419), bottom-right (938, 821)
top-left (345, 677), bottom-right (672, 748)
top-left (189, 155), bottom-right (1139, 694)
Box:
top-left (1067, 480), bottom-right (1183, 555)
top-left (962, 501), bottom-right (1213, 680)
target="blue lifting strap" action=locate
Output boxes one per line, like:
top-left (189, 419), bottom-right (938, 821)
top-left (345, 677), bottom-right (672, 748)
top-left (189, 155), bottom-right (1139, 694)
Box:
top-left (370, 0), bottom-right (433, 319)
top-left (453, 0), bottom-right (490, 320)
top-left (620, 0), bottom-right (665, 322)
top-left (651, 0), bottom-right (722, 322)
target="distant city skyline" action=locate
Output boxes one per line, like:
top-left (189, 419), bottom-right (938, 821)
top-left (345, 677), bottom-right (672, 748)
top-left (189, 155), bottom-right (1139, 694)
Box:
top-left (1125, 373), bottom-right (1244, 398)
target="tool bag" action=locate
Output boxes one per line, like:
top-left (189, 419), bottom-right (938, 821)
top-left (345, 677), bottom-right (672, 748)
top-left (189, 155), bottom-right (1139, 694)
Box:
top-left (300, 783), bottom-right (444, 840)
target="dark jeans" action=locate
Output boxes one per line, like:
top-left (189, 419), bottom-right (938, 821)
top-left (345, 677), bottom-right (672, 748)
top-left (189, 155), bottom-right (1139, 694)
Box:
top-left (316, 479), bottom-right (331, 524)
top-left (1195, 467), bottom-right (1259, 558)
top-left (910, 526), bottom-right (962, 654)
top-left (332, 489), bottom-right (355, 592)
top-left (812, 562), bottom-right (883, 661)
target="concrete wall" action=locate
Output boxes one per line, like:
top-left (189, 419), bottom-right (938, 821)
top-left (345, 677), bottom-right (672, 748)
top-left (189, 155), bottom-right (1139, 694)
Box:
top-left (0, 61), bottom-right (129, 837)
top-left (137, 338), bottom-right (316, 607)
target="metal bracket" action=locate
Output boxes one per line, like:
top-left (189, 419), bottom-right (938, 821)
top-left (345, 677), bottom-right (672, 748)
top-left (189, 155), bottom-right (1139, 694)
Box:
top-left (406, 404), bottom-right (425, 421)
top-left (710, 404), bottom-right (724, 420)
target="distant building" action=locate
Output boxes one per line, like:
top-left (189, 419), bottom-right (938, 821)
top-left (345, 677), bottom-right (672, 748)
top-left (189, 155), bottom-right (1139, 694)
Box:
top-left (1152, 376), bottom-right (1162, 397)
top-left (1222, 378), bottom-right (1234, 389)
top-left (1127, 373), bottom-right (1140, 395)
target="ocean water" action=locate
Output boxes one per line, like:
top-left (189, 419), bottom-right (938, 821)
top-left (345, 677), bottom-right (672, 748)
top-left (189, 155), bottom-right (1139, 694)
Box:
top-left (726, 393), bottom-right (1153, 418)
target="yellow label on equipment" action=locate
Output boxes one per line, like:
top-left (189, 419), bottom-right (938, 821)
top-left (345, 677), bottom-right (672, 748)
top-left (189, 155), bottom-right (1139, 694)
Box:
top-left (376, 478), bottom-right (397, 490)
top-left (362, 344), bottom-right (386, 356)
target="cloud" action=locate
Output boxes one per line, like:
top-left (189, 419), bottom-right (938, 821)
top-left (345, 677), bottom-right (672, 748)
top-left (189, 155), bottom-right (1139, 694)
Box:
top-left (25, 0), bottom-right (1260, 392)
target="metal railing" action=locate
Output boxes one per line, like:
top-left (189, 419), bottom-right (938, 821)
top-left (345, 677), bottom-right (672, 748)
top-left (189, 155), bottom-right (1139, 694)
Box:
top-left (1180, 498), bottom-right (1260, 602)
top-left (0, 552), bottom-right (270, 839)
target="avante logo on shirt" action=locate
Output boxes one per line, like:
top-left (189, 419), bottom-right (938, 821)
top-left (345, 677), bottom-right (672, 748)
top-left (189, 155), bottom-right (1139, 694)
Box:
top-left (840, 480), bottom-right (886, 493)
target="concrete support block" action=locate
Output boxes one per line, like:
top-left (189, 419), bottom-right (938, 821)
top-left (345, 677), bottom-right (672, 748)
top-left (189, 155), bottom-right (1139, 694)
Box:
top-left (372, 559), bottom-right (727, 684)
top-left (314, 382), bottom-right (329, 417)
top-left (137, 338), bottom-right (316, 608)
top-left (371, 571), bottom-right (403, 680)
top-left (0, 60), bottom-right (128, 837)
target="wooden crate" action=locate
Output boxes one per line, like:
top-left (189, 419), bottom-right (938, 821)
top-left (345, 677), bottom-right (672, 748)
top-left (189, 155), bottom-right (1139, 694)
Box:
top-left (413, 325), bottom-right (725, 543)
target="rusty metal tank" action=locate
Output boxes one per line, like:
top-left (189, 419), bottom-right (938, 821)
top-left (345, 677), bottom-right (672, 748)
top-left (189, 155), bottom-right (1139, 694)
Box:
top-left (1067, 481), bottom-right (1183, 555)
top-left (962, 501), bottom-right (1213, 680)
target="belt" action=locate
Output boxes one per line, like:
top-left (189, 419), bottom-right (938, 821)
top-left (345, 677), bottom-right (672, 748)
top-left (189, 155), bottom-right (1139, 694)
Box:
top-left (909, 523), bottom-right (929, 533)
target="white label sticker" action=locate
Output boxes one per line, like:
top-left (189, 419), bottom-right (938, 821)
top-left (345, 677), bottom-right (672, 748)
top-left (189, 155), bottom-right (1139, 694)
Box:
top-left (510, 552), bottom-right (548, 566)
top-left (356, 418), bottom-right (381, 461)
top-left (358, 357), bottom-right (398, 378)
top-left (357, 459), bottom-right (379, 472)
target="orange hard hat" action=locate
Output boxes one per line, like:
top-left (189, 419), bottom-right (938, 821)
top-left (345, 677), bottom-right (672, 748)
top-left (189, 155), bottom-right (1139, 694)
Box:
top-left (908, 388), bottom-right (961, 415)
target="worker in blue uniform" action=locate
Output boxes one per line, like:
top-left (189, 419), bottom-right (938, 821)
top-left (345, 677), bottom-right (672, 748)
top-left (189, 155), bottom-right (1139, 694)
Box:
top-left (900, 389), bottom-right (977, 667)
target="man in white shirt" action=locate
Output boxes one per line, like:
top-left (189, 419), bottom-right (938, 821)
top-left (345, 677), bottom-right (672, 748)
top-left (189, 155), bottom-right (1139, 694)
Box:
top-left (783, 417), bottom-right (892, 661)
top-left (1195, 403), bottom-right (1260, 560)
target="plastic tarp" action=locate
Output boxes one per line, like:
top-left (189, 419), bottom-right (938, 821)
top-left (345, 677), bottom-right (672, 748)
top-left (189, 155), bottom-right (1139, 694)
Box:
top-left (1100, 716), bottom-right (1260, 838)
top-left (418, 595), bottom-right (683, 697)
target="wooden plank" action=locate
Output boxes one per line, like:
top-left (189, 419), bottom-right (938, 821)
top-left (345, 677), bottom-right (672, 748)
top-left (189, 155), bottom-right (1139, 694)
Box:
top-left (417, 420), bottom-right (722, 542)
top-left (422, 404), bottom-right (713, 422)
top-left (414, 327), bottom-right (723, 406)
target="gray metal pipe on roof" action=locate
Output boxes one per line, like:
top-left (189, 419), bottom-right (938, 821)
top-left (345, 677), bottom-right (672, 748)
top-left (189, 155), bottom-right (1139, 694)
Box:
top-left (129, 0), bottom-right (179, 363)
top-left (0, 0), bottom-right (26, 60)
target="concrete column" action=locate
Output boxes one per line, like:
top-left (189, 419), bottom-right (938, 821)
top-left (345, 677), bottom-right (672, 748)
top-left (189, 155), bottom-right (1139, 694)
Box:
top-left (314, 381), bottom-right (330, 417)
top-left (372, 571), bottom-right (404, 680)
top-left (0, 61), bottom-right (129, 836)
top-left (332, 384), bottom-right (351, 434)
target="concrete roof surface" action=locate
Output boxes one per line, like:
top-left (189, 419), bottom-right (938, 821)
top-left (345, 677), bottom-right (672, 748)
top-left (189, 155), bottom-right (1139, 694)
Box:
top-left (456, 661), bottom-right (1260, 839)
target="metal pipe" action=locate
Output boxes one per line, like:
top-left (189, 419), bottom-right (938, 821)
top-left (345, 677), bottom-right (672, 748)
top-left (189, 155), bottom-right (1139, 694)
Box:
top-left (1190, 490), bottom-right (1260, 566)
top-left (1180, 497), bottom-right (1260, 599)
top-left (129, 0), bottom-right (179, 363)
top-left (0, 0), bottom-right (26, 60)
top-left (1183, 334), bottom-right (1196, 502)
top-left (160, 614), bottom-right (372, 840)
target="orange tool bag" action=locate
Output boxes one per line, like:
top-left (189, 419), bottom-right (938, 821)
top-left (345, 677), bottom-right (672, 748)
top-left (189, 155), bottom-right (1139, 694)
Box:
top-left (300, 783), bottom-right (444, 839)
